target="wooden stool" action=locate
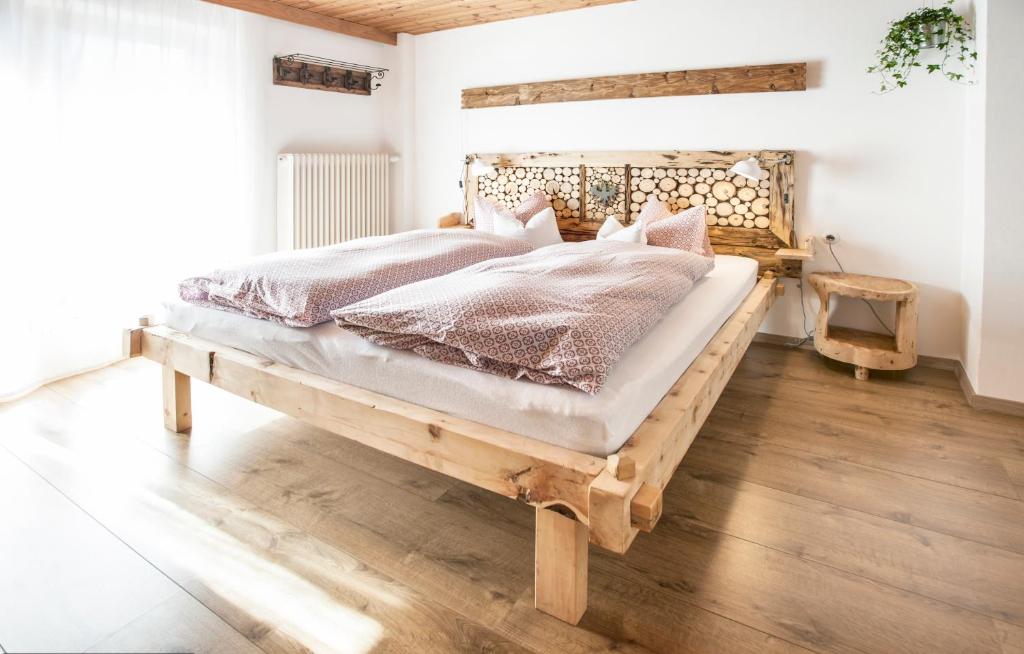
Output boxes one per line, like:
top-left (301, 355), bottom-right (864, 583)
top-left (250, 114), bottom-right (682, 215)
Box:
top-left (808, 272), bottom-right (918, 381)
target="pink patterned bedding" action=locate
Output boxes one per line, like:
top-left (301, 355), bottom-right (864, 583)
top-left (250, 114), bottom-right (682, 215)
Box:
top-left (332, 239), bottom-right (715, 394)
top-left (179, 229), bottom-right (532, 327)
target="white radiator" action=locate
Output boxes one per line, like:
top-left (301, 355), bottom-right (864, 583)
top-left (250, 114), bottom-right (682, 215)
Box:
top-left (277, 153), bottom-right (390, 250)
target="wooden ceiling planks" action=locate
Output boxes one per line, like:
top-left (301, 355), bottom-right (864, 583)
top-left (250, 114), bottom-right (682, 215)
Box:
top-left (264, 0), bottom-right (634, 37)
top-left (202, 0), bottom-right (398, 43)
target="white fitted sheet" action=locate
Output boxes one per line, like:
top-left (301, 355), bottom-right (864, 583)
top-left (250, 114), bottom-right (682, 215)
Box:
top-left (164, 254), bottom-right (758, 456)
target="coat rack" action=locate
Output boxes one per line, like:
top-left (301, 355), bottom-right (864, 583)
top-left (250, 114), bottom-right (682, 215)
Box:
top-left (273, 54), bottom-right (388, 96)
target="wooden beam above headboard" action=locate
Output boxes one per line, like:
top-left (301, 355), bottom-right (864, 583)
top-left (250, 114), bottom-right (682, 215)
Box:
top-left (462, 63), bottom-right (807, 109)
top-left (465, 150), bottom-right (801, 278)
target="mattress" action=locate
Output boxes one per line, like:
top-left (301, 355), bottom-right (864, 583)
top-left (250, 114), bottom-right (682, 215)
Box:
top-left (164, 254), bottom-right (758, 456)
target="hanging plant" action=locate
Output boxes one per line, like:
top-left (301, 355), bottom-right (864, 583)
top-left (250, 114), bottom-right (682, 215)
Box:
top-left (867, 0), bottom-right (977, 93)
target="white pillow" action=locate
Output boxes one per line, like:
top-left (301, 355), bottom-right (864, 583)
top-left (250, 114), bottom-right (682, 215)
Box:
top-left (596, 216), bottom-right (623, 239)
top-left (596, 216), bottom-right (647, 244)
top-left (493, 207), bottom-right (563, 248)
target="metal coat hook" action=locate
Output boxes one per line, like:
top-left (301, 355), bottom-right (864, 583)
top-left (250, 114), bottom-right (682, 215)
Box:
top-left (273, 54), bottom-right (389, 95)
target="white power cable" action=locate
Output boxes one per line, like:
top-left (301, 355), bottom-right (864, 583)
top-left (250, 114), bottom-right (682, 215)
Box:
top-left (826, 240), bottom-right (895, 337)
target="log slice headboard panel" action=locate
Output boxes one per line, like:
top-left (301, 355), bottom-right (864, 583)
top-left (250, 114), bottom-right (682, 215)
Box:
top-left (464, 151), bottom-right (799, 277)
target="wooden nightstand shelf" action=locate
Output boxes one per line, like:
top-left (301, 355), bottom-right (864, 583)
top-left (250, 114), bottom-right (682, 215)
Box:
top-left (808, 272), bottom-right (918, 381)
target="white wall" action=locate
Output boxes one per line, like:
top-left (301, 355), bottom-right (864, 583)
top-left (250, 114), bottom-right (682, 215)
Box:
top-left (242, 12), bottom-right (404, 253)
top-left (218, 0), bottom-right (1021, 399)
top-left (409, 0), bottom-right (970, 360)
top-left (961, 0), bottom-right (987, 388)
top-left (963, 0), bottom-right (1024, 402)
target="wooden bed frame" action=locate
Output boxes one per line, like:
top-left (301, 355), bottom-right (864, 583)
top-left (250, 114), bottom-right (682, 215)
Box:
top-left (123, 150), bottom-right (804, 625)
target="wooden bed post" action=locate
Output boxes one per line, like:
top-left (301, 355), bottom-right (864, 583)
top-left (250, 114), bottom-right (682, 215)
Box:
top-left (162, 365), bottom-right (191, 433)
top-left (534, 506), bottom-right (589, 624)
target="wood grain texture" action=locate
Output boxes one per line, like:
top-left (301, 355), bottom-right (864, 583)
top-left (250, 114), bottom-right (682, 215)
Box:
top-left (691, 426), bottom-right (1024, 557)
top-left (267, 0), bottom-right (633, 36)
top-left (200, 0), bottom-right (397, 44)
top-left (615, 274), bottom-right (778, 493)
top-left (272, 57), bottom-right (373, 95)
top-left (437, 211), bottom-right (463, 228)
top-left (586, 275), bottom-right (778, 554)
top-left (135, 271), bottom-right (778, 622)
top-left (535, 507), bottom-right (589, 624)
top-left (776, 247), bottom-right (814, 260)
top-left (467, 150), bottom-right (801, 277)
top-left (122, 326), bottom-right (144, 358)
top-left (0, 389), bottom-right (532, 654)
top-left (472, 151), bottom-right (792, 169)
top-left (811, 272), bottom-right (918, 302)
top-left (462, 63), bottom-right (807, 109)
top-left (769, 152), bottom-right (796, 246)
top-left (810, 272), bottom-right (919, 376)
top-left (138, 270), bottom-right (777, 561)
top-left (628, 483), bottom-right (662, 532)
top-left (161, 365), bottom-right (191, 433)
top-left (4, 342), bottom-right (1024, 653)
top-left (145, 326), bottom-right (606, 521)
top-left (1003, 458), bottom-right (1024, 500)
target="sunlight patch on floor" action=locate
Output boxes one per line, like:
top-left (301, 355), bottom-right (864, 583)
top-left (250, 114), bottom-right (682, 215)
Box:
top-left (3, 424), bottom-right (413, 654)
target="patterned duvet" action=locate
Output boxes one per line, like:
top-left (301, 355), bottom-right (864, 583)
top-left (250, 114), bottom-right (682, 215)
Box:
top-left (179, 229), bottom-right (532, 327)
top-left (332, 240), bottom-right (715, 394)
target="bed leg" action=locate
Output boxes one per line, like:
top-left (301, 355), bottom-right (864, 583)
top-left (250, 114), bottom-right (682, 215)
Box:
top-left (535, 506), bottom-right (588, 624)
top-left (162, 365), bottom-right (191, 433)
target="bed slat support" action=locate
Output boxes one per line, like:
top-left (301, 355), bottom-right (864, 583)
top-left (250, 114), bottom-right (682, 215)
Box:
top-left (630, 483), bottom-right (662, 532)
top-left (535, 506), bottom-right (589, 625)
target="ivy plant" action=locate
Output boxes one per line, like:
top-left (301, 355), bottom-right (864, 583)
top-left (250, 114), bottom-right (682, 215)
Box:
top-left (868, 0), bottom-right (977, 93)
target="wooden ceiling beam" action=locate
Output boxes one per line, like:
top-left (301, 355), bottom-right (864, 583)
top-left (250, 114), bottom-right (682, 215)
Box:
top-left (202, 0), bottom-right (398, 45)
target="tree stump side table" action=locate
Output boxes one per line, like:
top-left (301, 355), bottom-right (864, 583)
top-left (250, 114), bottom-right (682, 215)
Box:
top-left (808, 272), bottom-right (918, 381)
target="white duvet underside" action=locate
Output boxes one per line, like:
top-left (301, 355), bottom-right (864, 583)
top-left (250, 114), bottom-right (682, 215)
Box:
top-left (164, 254), bottom-right (758, 456)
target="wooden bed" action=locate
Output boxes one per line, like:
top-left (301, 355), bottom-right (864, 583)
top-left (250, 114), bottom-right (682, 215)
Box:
top-left (123, 150), bottom-right (806, 625)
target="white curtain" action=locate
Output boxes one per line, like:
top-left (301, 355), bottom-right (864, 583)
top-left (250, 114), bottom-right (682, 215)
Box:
top-left (0, 0), bottom-right (266, 400)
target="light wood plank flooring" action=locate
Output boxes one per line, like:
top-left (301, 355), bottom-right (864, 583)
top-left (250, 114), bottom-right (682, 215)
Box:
top-left (1, 343), bottom-right (1022, 653)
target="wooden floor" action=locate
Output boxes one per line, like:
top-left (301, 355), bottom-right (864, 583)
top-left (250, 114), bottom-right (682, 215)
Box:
top-left (1, 343), bottom-right (1023, 654)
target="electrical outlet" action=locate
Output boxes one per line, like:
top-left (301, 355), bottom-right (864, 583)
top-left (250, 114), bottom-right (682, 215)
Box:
top-left (824, 234), bottom-right (839, 244)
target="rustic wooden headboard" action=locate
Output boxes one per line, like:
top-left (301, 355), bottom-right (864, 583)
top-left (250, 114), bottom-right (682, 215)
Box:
top-left (464, 151), bottom-right (802, 277)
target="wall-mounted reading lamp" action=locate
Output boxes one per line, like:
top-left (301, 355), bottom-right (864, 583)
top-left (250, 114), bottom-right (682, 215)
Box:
top-left (728, 157), bottom-right (763, 182)
top-left (457, 156), bottom-right (497, 225)
top-left (459, 156), bottom-right (496, 190)
top-left (729, 153), bottom-right (793, 182)
top-left (469, 157), bottom-right (496, 178)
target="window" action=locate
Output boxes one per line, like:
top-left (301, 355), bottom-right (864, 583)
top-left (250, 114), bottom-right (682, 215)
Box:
top-left (0, 0), bottom-right (266, 398)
